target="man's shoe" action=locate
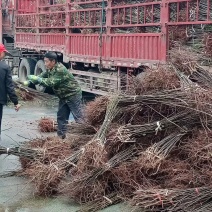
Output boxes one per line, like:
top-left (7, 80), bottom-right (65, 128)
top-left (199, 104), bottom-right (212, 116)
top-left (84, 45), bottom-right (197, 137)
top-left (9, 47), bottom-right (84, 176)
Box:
top-left (59, 134), bottom-right (66, 140)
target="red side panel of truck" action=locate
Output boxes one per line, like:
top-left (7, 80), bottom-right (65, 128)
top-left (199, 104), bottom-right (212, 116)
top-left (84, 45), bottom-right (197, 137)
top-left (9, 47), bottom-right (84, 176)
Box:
top-left (14, 0), bottom-right (165, 67)
top-left (14, 0), bottom-right (212, 68)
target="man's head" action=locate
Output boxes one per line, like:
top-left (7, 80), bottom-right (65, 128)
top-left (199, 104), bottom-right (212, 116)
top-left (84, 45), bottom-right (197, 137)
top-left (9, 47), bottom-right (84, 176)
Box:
top-left (44, 52), bottom-right (58, 70)
top-left (0, 44), bottom-right (10, 60)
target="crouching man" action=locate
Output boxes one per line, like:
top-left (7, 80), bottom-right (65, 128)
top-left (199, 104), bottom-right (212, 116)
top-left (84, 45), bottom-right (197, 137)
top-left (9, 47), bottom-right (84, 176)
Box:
top-left (24, 52), bottom-right (83, 139)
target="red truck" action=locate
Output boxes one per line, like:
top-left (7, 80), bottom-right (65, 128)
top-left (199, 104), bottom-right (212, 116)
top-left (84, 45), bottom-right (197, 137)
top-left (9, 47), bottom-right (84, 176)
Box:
top-left (1, 0), bottom-right (211, 95)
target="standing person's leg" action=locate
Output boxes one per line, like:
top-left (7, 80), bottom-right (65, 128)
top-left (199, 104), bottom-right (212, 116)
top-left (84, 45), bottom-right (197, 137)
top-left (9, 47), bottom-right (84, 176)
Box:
top-left (66, 92), bottom-right (83, 123)
top-left (0, 104), bottom-right (3, 138)
top-left (57, 99), bottom-right (70, 138)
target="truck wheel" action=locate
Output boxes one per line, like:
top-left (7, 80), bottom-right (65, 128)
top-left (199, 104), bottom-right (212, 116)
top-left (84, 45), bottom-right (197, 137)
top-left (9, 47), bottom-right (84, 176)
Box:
top-left (34, 60), bottom-right (46, 76)
top-left (34, 60), bottom-right (46, 92)
top-left (18, 58), bottom-right (36, 89)
top-left (136, 71), bottom-right (149, 83)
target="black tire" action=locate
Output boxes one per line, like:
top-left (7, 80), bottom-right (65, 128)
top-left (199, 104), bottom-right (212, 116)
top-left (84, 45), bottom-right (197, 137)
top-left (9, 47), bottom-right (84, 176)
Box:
top-left (18, 58), bottom-right (37, 89)
top-left (34, 60), bottom-right (46, 76)
top-left (34, 60), bottom-right (47, 92)
top-left (136, 71), bottom-right (149, 83)
top-left (34, 60), bottom-right (54, 94)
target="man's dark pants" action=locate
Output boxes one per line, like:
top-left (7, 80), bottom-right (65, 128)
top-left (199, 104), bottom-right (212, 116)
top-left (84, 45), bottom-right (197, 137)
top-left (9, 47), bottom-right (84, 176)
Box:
top-left (57, 92), bottom-right (83, 137)
top-left (0, 104), bottom-right (3, 135)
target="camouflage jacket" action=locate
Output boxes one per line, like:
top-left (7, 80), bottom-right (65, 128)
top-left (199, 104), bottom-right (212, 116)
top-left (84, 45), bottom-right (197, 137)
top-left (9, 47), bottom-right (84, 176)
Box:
top-left (38, 63), bottom-right (81, 99)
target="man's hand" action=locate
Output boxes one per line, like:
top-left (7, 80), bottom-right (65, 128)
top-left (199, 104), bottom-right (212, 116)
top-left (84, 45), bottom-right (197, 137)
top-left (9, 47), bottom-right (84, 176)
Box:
top-left (27, 75), bottom-right (37, 81)
top-left (14, 104), bottom-right (21, 112)
top-left (27, 75), bottom-right (42, 84)
top-left (23, 81), bottom-right (30, 86)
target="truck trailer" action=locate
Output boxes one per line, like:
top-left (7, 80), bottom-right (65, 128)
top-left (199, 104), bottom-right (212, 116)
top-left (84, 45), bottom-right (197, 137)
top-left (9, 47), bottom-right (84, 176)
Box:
top-left (0, 0), bottom-right (212, 95)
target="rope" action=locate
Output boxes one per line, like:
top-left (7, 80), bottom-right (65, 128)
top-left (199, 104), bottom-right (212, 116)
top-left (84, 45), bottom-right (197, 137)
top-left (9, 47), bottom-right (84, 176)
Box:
top-left (155, 121), bottom-right (162, 135)
top-left (133, 95), bottom-right (137, 102)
